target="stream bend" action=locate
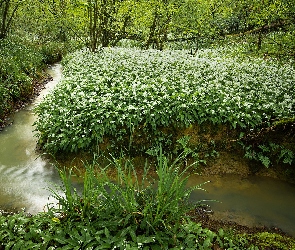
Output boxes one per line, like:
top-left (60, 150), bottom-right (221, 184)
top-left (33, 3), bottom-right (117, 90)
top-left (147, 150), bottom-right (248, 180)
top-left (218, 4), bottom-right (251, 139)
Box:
top-left (0, 64), bottom-right (295, 237)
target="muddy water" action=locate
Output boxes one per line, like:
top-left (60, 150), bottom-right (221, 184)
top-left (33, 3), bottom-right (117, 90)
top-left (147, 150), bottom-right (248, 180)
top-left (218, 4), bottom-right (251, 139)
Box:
top-left (0, 64), bottom-right (63, 214)
top-left (189, 174), bottom-right (295, 236)
top-left (1, 64), bottom-right (295, 237)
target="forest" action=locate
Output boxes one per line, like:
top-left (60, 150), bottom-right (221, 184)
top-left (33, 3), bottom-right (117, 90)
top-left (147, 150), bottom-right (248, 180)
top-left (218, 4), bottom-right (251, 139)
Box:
top-left (1, 0), bottom-right (295, 121)
top-left (1, 0), bottom-right (295, 249)
top-left (1, 0), bottom-right (295, 123)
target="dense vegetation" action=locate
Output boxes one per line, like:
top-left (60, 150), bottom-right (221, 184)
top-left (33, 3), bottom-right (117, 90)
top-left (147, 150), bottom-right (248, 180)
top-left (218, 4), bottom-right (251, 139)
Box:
top-left (1, 0), bottom-right (295, 123)
top-left (2, 154), bottom-right (295, 249)
top-left (34, 47), bottom-right (295, 166)
top-left (0, 37), bottom-right (76, 123)
top-left (1, 0), bottom-right (295, 249)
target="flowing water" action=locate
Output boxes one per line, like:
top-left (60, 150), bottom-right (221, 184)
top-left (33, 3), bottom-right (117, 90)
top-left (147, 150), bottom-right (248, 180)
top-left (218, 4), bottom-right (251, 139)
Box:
top-left (0, 64), bottom-right (295, 236)
top-left (189, 174), bottom-right (295, 236)
top-left (0, 64), bottom-right (63, 214)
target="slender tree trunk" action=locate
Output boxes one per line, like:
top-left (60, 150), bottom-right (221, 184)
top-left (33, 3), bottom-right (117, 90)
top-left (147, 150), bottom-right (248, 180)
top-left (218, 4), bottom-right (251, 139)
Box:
top-left (87, 0), bottom-right (132, 50)
top-left (0, 0), bottom-right (10, 39)
top-left (99, 0), bottom-right (109, 47)
top-left (145, 9), bottom-right (158, 49)
top-left (88, 0), bottom-right (99, 51)
top-left (0, 0), bottom-right (21, 39)
top-left (257, 32), bottom-right (262, 50)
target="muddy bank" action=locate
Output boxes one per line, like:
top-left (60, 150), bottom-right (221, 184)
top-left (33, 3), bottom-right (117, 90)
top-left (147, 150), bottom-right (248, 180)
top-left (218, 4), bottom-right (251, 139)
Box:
top-left (0, 74), bottom-right (53, 131)
top-left (187, 206), bottom-right (295, 249)
top-left (189, 207), bottom-right (287, 236)
top-left (76, 119), bottom-right (294, 184)
top-left (51, 146), bottom-right (295, 184)
top-left (199, 150), bottom-right (295, 184)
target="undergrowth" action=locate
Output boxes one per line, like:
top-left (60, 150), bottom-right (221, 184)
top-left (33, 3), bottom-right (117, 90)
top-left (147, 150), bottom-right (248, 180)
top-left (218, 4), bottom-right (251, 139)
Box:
top-left (0, 35), bottom-right (80, 123)
top-left (1, 151), bottom-right (295, 249)
top-left (34, 47), bottom-right (295, 168)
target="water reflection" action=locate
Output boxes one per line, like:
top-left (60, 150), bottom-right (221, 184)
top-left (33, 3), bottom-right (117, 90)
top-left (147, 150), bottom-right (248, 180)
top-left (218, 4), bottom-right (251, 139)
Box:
top-left (189, 174), bottom-right (295, 236)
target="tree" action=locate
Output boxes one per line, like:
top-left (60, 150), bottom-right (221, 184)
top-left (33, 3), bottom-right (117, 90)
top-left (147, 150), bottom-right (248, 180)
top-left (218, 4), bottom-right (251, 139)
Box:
top-left (143, 0), bottom-right (179, 50)
top-left (167, 0), bottom-right (228, 51)
top-left (25, 0), bottom-right (86, 43)
top-left (223, 0), bottom-right (295, 54)
top-left (87, 0), bottom-right (134, 51)
top-left (0, 0), bottom-right (22, 39)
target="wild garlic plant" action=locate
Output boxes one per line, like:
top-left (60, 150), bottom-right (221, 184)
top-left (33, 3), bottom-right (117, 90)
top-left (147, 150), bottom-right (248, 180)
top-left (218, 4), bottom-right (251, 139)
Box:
top-left (34, 47), bottom-right (295, 155)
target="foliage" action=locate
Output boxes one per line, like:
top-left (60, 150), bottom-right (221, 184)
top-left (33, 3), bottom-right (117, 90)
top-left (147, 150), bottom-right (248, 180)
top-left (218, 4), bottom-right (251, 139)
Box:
top-left (48, 150), bottom-right (208, 244)
top-left (2, 210), bottom-right (294, 249)
top-left (241, 142), bottom-right (294, 168)
top-left (1, 151), bottom-right (295, 249)
top-left (0, 33), bottom-right (81, 122)
top-left (0, 151), bottom-right (211, 249)
top-left (40, 41), bottom-right (78, 65)
top-left (34, 47), bottom-right (295, 156)
top-left (247, 232), bottom-right (295, 250)
top-left (7, 0), bottom-right (87, 44)
top-left (0, 151), bottom-right (251, 249)
top-left (0, 38), bottom-right (42, 118)
top-left (0, 0), bottom-right (23, 39)
top-left (2, 0), bottom-right (295, 56)
top-left (0, 211), bottom-right (56, 249)
top-left (1, 152), bottom-right (294, 249)
top-left (86, 0), bottom-right (136, 51)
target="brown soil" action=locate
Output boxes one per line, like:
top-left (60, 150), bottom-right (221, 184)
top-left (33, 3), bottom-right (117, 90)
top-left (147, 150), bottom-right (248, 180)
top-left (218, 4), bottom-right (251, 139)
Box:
top-left (200, 150), bottom-right (295, 184)
top-left (188, 207), bottom-right (290, 237)
top-left (201, 151), bottom-right (250, 177)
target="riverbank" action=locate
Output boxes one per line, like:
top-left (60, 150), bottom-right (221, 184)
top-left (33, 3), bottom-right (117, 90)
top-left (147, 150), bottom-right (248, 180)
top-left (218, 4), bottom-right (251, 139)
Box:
top-left (200, 150), bottom-right (295, 184)
top-left (190, 212), bottom-right (295, 249)
top-left (0, 74), bottom-right (52, 132)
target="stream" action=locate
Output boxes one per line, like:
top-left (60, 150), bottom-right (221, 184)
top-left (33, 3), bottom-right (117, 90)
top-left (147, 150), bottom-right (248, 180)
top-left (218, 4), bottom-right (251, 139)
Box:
top-left (0, 64), bottom-right (63, 214)
top-left (0, 64), bottom-right (295, 236)
top-left (189, 174), bottom-right (295, 236)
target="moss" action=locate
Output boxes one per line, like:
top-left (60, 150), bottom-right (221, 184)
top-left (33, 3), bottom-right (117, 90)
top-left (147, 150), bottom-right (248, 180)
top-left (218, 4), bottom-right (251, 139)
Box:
top-left (249, 232), bottom-right (295, 249)
top-left (273, 117), bottom-right (295, 127)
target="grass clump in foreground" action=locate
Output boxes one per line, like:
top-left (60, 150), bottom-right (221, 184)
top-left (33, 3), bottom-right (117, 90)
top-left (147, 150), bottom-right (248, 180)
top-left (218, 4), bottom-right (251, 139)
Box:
top-left (0, 151), bottom-right (261, 249)
top-left (2, 152), bottom-right (295, 249)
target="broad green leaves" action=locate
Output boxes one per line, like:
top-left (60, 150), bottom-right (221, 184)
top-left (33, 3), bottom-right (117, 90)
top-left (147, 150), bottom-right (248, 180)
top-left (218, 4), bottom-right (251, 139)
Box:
top-left (34, 47), bottom-right (295, 154)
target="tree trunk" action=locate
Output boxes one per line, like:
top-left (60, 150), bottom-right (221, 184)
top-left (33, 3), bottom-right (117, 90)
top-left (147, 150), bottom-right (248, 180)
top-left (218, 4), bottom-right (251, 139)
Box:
top-left (0, 0), bottom-right (21, 39)
top-left (145, 9), bottom-right (158, 49)
top-left (0, 0), bottom-right (10, 39)
top-left (257, 32), bottom-right (262, 50)
top-left (99, 0), bottom-right (110, 47)
top-left (88, 0), bottom-right (99, 52)
top-left (87, 0), bottom-right (132, 50)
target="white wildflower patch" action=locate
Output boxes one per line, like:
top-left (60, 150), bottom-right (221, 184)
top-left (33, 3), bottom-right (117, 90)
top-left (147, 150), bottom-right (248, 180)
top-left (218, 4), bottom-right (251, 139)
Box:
top-left (34, 47), bottom-right (295, 153)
